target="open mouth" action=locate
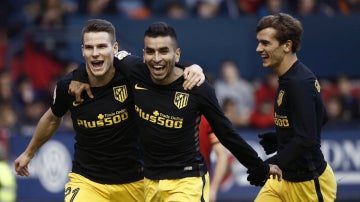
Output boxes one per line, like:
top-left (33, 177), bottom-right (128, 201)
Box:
top-left (153, 65), bottom-right (165, 69)
top-left (261, 55), bottom-right (269, 59)
top-left (151, 65), bottom-right (165, 73)
top-left (91, 61), bottom-right (104, 69)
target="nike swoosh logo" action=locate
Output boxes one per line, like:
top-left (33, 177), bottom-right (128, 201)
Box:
top-left (72, 101), bottom-right (81, 107)
top-left (135, 84), bottom-right (147, 90)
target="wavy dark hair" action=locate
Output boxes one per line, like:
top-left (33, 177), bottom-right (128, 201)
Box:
top-left (256, 13), bottom-right (303, 53)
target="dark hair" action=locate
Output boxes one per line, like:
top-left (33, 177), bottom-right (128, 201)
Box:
top-left (81, 19), bottom-right (116, 44)
top-left (256, 13), bottom-right (303, 53)
top-left (144, 22), bottom-right (178, 46)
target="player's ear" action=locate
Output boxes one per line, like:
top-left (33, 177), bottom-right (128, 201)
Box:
top-left (113, 42), bottom-right (119, 54)
top-left (175, 48), bottom-right (181, 62)
top-left (284, 40), bottom-right (292, 53)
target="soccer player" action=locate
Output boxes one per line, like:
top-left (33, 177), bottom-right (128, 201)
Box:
top-left (254, 13), bottom-right (337, 201)
top-left (71, 21), bottom-right (283, 202)
top-left (14, 19), bottom-right (204, 202)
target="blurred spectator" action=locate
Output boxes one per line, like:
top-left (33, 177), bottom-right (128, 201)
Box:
top-left (33, 0), bottom-right (69, 31)
top-left (289, 0), bottom-right (336, 16)
top-left (0, 102), bottom-right (18, 133)
top-left (29, 0), bottom-right (72, 62)
top-left (78, 0), bottom-right (119, 16)
top-left (294, 0), bottom-right (318, 15)
top-left (149, 0), bottom-right (188, 18)
top-left (338, 0), bottom-right (360, 15)
top-left (18, 99), bottom-right (48, 136)
top-left (322, 75), bottom-right (360, 128)
top-left (0, 28), bottom-right (8, 71)
top-left (236, 0), bottom-right (262, 15)
top-left (117, 0), bottom-right (150, 19)
top-left (222, 97), bottom-right (246, 127)
top-left (214, 59), bottom-right (254, 128)
top-left (0, 70), bottom-right (13, 103)
top-left (186, 0), bottom-right (240, 17)
top-left (319, 78), bottom-right (336, 103)
top-left (194, 0), bottom-right (222, 18)
top-left (166, 1), bottom-right (189, 19)
top-left (336, 75), bottom-right (360, 121)
top-left (250, 71), bottom-right (278, 129)
top-left (13, 74), bottom-right (36, 113)
top-left (258, 0), bottom-right (287, 16)
top-left (325, 96), bottom-right (343, 123)
top-left (187, 0), bottom-right (240, 18)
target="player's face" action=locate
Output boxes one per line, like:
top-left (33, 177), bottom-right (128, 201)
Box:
top-left (256, 27), bottom-right (286, 69)
top-left (82, 32), bottom-right (118, 78)
top-left (143, 36), bottom-right (180, 85)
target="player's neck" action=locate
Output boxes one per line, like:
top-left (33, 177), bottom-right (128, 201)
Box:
top-left (88, 67), bottom-right (116, 87)
top-left (275, 54), bottom-right (298, 76)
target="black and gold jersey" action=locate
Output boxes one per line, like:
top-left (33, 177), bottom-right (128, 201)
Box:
top-left (51, 65), bottom-right (143, 184)
top-left (113, 53), bottom-right (266, 180)
top-left (272, 60), bottom-right (327, 181)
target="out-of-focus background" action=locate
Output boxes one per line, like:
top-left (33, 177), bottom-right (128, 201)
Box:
top-left (0, 0), bottom-right (359, 201)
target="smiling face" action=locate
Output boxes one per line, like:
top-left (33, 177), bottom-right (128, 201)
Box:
top-left (143, 35), bottom-right (180, 85)
top-left (255, 13), bottom-right (303, 75)
top-left (82, 31), bottom-right (118, 85)
top-left (256, 27), bottom-right (286, 70)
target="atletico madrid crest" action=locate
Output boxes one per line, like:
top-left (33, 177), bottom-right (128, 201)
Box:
top-left (174, 92), bottom-right (189, 109)
top-left (113, 85), bottom-right (128, 103)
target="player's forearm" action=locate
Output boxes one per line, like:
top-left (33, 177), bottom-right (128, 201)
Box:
top-left (24, 109), bottom-right (61, 158)
top-left (268, 135), bottom-right (308, 167)
top-left (211, 144), bottom-right (228, 191)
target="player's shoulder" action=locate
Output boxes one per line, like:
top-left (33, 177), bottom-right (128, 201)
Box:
top-left (190, 79), bottom-right (215, 95)
top-left (115, 50), bottom-right (131, 60)
top-left (54, 73), bottom-right (72, 93)
top-left (115, 50), bottom-right (142, 64)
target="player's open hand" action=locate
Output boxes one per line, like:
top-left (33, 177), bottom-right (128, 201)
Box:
top-left (183, 64), bottom-right (205, 90)
top-left (68, 80), bottom-right (93, 103)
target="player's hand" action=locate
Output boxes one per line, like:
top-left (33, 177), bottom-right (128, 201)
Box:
top-left (14, 153), bottom-right (33, 176)
top-left (247, 163), bottom-right (282, 186)
top-left (258, 132), bottom-right (277, 155)
top-left (183, 64), bottom-right (205, 90)
top-left (68, 80), bottom-right (93, 103)
top-left (268, 164), bottom-right (282, 181)
top-left (247, 164), bottom-right (269, 186)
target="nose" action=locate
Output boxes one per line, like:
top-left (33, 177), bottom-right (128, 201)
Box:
top-left (256, 43), bottom-right (263, 53)
top-left (153, 52), bottom-right (162, 62)
top-left (92, 47), bottom-right (100, 57)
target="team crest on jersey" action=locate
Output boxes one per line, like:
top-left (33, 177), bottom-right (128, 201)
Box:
top-left (174, 92), bottom-right (189, 109)
top-left (115, 51), bottom-right (131, 60)
top-left (277, 90), bottom-right (284, 107)
top-left (113, 85), bottom-right (128, 103)
top-left (315, 79), bottom-right (321, 93)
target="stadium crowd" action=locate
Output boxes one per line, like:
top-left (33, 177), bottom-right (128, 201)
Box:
top-left (0, 0), bottom-right (359, 138)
